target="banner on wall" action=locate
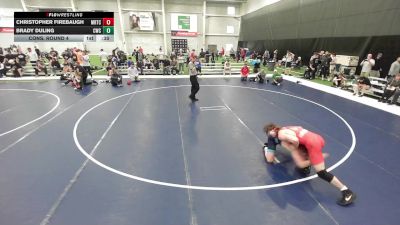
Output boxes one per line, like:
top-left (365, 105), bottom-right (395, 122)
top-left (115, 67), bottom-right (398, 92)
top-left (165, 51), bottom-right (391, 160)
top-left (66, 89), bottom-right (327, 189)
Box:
top-left (170, 13), bottom-right (197, 32)
top-left (0, 8), bottom-right (18, 33)
top-left (0, 28), bottom-right (13, 33)
top-left (129, 12), bottom-right (155, 31)
top-left (171, 31), bottom-right (197, 37)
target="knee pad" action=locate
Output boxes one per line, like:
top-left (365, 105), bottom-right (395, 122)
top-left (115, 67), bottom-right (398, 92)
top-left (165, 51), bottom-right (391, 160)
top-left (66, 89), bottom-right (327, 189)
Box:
top-left (317, 170), bottom-right (334, 183)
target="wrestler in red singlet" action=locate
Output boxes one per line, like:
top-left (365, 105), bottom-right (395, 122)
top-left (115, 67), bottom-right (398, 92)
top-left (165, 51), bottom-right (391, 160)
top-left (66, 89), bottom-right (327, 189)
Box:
top-left (282, 126), bottom-right (325, 165)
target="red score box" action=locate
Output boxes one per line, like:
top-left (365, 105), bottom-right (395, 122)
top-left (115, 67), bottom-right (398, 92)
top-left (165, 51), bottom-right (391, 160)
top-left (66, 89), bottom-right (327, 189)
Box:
top-left (102, 18), bottom-right (114, 26)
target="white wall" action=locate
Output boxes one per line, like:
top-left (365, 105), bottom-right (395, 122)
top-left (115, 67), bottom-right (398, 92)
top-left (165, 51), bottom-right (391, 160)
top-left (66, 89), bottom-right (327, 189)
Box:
top-left (120, 0), bottom-right (242, 53)
top-left (0, 0), bottom-right (243, 54)
top-left (0, 0), bottom-right (24, 49)
top-left (241, 0), bottom-right (281, 15)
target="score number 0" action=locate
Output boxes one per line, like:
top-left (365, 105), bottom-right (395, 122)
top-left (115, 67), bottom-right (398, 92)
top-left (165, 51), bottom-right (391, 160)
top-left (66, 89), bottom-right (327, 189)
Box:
top-left (102, 18), bottom-right (114, 35)
top-left (103, 18), bottom-right (114, 26)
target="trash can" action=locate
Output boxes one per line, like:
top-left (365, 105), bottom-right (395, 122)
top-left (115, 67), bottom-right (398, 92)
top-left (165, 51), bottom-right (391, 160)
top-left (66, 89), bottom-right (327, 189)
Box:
top-left (343, 68), bottom-right (351, 75)
top-left (267, 61), bottom-right (275, 71)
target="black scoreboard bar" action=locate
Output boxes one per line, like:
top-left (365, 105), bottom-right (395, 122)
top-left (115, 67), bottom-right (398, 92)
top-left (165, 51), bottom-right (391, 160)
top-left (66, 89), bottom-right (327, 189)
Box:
top-left (14, 12), bottom-right (114, 18)
top-left (14, 12), bottom-right (114, 42)
top-left (15, 27), bottom-right (105, 34)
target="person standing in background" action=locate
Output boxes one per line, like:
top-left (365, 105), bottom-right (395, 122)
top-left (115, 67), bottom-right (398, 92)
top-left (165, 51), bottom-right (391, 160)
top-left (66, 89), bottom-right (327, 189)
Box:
top-left (273, 49), bottom-right (278, 63)
top-left (177, 53), bottom-right (185, 74)
top-left (99, 49), bottom-right (108, 68)
top-left (329, 52), bottom-right (337, 77)
top-left (16, 49), bottom-right (27, 67)
top-left (263, 49), bottom-right (270, 66)
top-left (27, 47), bottom-right (38, 65)
top-left (34, 46), bottom-right (41, 59)
top-left (388, 57), bottom-right (400, 82)
top-left (82, 51), bottom-right (92, 78)
top-left (0, 58), bottom-right (5, 78)
top-left (359, 53), bottom-right (375, 77)
top-left (371, 52), bottom-right (383, 78)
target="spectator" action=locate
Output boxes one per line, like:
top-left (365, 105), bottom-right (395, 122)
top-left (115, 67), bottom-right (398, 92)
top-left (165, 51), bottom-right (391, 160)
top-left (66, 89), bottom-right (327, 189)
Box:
top-left (137, 58), bottom-right (144, 75)
top-left (127, 59), bottom-right (133, 67)
top-left (127, 63), bottom-right (140, 82)
top-left (34, 59), bottom-right (47, 76)
top-left (0, 58), bottom-right (5, 78)
top-left (49, 47), bottom-right (58, 58)
top-left (240, 62), bottom-right (249, 81)
top-left (82, 51), bottom-right (92, 77)
top-left (75, 62), bottom-right (94, 86)
top-left (62, 55), bottom-right (72, 77)
top-left (132, 49), bottom-right (137, 61)
top-left (143, 58), bottom-right (152, 69)
top-left (371, 52), bottom-right (383, 78)
top-left (211, 51), bottom-right (216, 64)
top-left (71, 49), bottom-right (78, 65)
top-left (16, 50), bottom-right (27, 67)
top-left (271, 70), bottom-right (283, 86)
top-left (388, 57), bottom-right (400, 81)
top-left (27, 47), bottom-right (38, 65)
top-left (111, 54), bottom-right (118, 68)
top-left (99, 49), bottom-right (108, 68)
top-left (379, 73), bottom-right (400, 104)
top-left (359, 53), bottom-right (375, 77)
top-left (153, 58), bottom-right (160, 70)
top-left (263, 49), bottom-right (270, 66)
top-left (353, 76), bottom-right (371, 97)
top-left (171, 51), bottom-right (177, 61)
top-left (235, 48), bottom-right (240, 62)
top-left (34, 46), bottom-right (41, 59)
top-left (285, 50), bottom-right (294, 68)
top-left (330, 53), bottom-right (338, 76)
top-left (135, 48), bottom-right (139, 63)
top-left (190, 49), bottom-right (196, 61)
top-left (50, 57), bottom-right (61, 76)
top-left (294, 56), bottom-right (302, 69)
top-left (194, 58), bottom-right (202, 75)
top-left (229, 48), bottom-right (234, 59)
top-left (74, 49), bottom-right (83, 66)
top-left (223, 59), bottom-right (232, 76)
top-left (273, 49), bottom-right (278, 62)
top-left (240, 48), bottom-right (246, 61)
top-left (320, 51), bottom-right (331, 80)
top-left (110, 66), bottom-right (123, 87)
top-left (205, 49), bottom-right (210, 64)
top-left (170, 58), bottom-right (179, 75)
top-left (10, 59), bottom-right (23, 77)
top-left (332, 73), bottom-right (347, 88)
top-left (199, 48), bottom-right (205, 63)
top-left (309, 52), bottom-right (320, 80)
top-left (255, 69), bottom-right (266, 83)
top-left (163, 59), bottom-right (171, 75)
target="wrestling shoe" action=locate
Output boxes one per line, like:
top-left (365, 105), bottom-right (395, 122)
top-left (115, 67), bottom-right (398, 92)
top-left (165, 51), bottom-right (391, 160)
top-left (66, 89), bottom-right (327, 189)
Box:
top-left (337, 189), bottom-right (356, 206)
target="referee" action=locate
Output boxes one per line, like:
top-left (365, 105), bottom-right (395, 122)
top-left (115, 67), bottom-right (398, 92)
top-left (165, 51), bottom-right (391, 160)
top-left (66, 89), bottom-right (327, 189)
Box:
top-left (189, 57), bottom-right (200, 101)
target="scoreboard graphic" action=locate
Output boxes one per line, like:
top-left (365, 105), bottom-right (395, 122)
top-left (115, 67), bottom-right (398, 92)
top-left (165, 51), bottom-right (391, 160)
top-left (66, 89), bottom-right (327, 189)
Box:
top-left (14, 12), bottom-right (114, 42)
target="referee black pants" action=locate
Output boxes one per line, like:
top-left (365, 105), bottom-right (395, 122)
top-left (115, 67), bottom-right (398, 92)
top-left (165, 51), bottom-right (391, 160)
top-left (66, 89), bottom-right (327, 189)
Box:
top-left (83, 66), bottom-right (92, 77)
top-left (190, 75), bottom-right (199, 98)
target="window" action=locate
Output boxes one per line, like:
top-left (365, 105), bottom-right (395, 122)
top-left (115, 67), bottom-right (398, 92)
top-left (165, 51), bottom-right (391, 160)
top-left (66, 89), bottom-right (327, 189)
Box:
top-left (226, 26), bottom-right (234, 34)
top-left (227, 6), bottom-right (235, 15)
